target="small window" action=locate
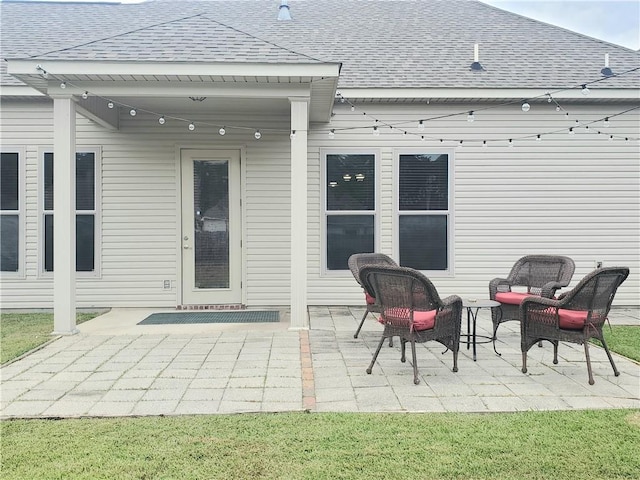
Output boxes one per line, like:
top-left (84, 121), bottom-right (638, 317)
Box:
top-left (397, 153), bottom-right (451, 271)
top-left (1, 152), bottom-right (20, 272)
top-left (43, 150), bottom-right (98, 273)
top-left (324, 152), bottom-right (377, 271)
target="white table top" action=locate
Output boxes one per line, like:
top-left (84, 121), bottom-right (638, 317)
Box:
top-left (463, 299), bottom-right (501, 308)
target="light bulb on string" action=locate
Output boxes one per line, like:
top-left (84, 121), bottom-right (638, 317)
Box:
top-left (290, 130), bottom-right (296, 139)
top-left (467, 111), bottom-right (475, 122)
top-left (82, 91), bottom-right (88, 100)
top-left (509, 139), bottom-right (514, 147)
top-left (158, 116), bottom-right (166, 125)
top-left (129, 109), bottom-right (137, 116)
top-left (609, 135), bottom-right (614, 141)
top-left (329, 129), bottom-right (335, 139)
top-left (188, 122), bottom-right (195, 131)
top-left (350, 105), bottom-right (355, 112)
top-left (458, 140), bottom-right (463, 148)
top-left (603, 117), bottom-right (610, 128)
top-left (421, 136), bottom-right (425, 142)
top-left (418, 120), bottom-right (425, 130)
top-left (107, 101), bottom-right (114, 109)
top-left (60, 81), bottom-right (66, 89)
top-left (521, 101), bottom-right (530, 112)
top-left (569, 127), bottom-right (575, 135)
top-left (482, 140), bottom-right (487, 148)
top-left (536, 134), bottom-right (541, 141)
top-left (218, 126), bottom-right (226, 136)
top-left (254, 130), bottom-right (262, 140)
top-left (373, 126), bottom-right (379, 136)
top-left (556, 105), bottom-right (561, 112)
top-left (581, 84), bottom-right (590, 95)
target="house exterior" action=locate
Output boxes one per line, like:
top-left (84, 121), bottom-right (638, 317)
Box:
top-left (1, 0), bottom-right (638, 332)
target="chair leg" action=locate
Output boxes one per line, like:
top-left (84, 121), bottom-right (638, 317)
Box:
top-left (599, 336), bottom-right (620, 377)
top-left (354, 310), bottom-right (369, 338)
top-left (366, 336), bottom-right (386, 374)
top-left (552, 341), bottom-right (558, 364)
top-left (521, 351), bottom-right (528, 374)
top-left (452, 346), bottom-right (459, 373)
top-left (583, 341), bottom-right (595, 385)
top-left (492, 322), bottom-right (502, 356)
top-left (410, 340), bottom-right (420, 385)
top-left (400, 339), bottom-right (407, 363)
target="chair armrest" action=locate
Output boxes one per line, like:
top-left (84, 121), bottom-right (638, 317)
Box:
top-left (441, 295), bottom-right (462, 309)
top-left (489, 278), bottom-right (511, 299)
top-left (540, 281), bottom-right (564, 298)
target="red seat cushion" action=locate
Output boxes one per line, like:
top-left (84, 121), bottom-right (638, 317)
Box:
top-left (381, 308), bottom-right (437, 331)
top-left (558, 309), bottom-right (588, 330)
top-left (364, 291), bottom-right (376, 305)
top-left (495, 291), bottom-right (533, 305)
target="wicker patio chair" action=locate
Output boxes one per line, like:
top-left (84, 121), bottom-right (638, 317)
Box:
top-left (489, 255), bottom-right (575, 353)
top-left (360, 265), bottom-right (462, 385)
top-left (520, 267), bottom-right (629, 385)
top-left (348, 253), bottom-right (398, 339)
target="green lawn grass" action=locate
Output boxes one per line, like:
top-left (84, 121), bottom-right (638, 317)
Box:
top-left (2, 410), bottom-right (639, 479)
top-left (0, 312), bottom-right (100, 364)
top-left (591, 325), bottom-right (640, 363)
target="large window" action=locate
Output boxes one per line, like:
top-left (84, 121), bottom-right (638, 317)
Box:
top-left (324, 152), bottom-right (377, 271)
top-left (398, 152), bottom-right (451, 271)
top-left (43, 149), bottom-right (99, 273)
top-left (1, 151), bottom-right (21, 273)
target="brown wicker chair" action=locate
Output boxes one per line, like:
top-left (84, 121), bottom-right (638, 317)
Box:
top-left (520, 267), bottom-right (629, 385)
top-left (360, 265), bottom-right (462, 385)
top-left (348, 253), bottom-right (398, 339)
top-left (489, 255), bottom-right (575, 353)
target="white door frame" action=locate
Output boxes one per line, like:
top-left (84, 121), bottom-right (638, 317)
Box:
top-left (180, 148), bottom-right (242, 305)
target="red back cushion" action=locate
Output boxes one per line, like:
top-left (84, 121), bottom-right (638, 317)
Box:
top-left (364, 291), bottom-right (376, 305)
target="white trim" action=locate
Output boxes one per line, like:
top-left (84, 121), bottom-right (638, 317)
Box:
top-left (337, 88), bottom-right (640, 101)
top-left (320, 147), bottom-right (381, 276)
top-left (38, 146), bottom-right (102, 278)
top-left (393, 148), bottom-right (455, 277)
top-left (0, 146), bottom-right (26, 278)
top-left (8, 59), bottom-right (341, 80)
top-left (0, 85), bottom-right (46, 96)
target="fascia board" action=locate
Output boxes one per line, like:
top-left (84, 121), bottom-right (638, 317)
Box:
top-left (337, 88), bottom-right (640, 101)
top-left (7, 59), bottom-right (342, 79)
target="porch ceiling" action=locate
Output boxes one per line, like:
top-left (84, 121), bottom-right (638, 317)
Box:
top-left (6, 60), bottom-right (341, 124)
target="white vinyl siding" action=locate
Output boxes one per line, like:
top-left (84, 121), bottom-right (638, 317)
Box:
top-left (0, 99), bottom-right (637, 308)
top-left (307, 102), bottom-right (639, 305)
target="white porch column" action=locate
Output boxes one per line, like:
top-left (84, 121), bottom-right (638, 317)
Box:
top-left (289, 97), bottom-right (310, 330)
top-left (52, 96), bottom-right (78, 335)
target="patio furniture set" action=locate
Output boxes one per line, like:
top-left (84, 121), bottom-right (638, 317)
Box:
top-left (348, 253), bottom-right (629, 385)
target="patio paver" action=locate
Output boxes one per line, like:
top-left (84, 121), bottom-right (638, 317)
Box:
top-left (0, 306), bottom-right (638, 418)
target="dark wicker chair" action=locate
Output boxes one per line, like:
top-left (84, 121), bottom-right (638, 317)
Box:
top-left (360, 265), bottom-right (462, 385)
top-left (489, 255), bottom-right (575, 353)
top-left (520, 267), bottom-right (629, 385)
top-left (348, 253), bottom-right (398, 339)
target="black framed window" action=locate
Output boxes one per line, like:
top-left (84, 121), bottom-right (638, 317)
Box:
top-left (398, 153), bottom-right (450, 271)
top-left (44, 151), bottom-right (97, 272)
top-left (325, 153), bottom-right (376, 270)
top-left (1, 152), bottom-right (20, 272)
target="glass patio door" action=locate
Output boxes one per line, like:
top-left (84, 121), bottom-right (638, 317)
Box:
top-left (181, 149), bottom-right (241, 304)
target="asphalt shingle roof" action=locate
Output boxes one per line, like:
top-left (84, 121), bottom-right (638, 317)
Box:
top-left (2, 0), bottom-right (638, 90)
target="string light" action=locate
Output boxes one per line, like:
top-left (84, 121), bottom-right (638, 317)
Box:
top-left (373, 126), bottom-right (379, 136)
top-left (482, 140), bottom-right (487, 147)
top-left (536, 134), bottom-right (541, 141)
top-left (581, 84), bottom-right (590, 95)
top-left (569, 127), bottom-right (575, 135)
top-left (107, 101), bottom-right (114, 109)
top-left (254, 130), bottom-right (262, 139)
top-left (609, 135), bottom-right (614, 141)
top-left (521, 101), bottom-right (530, 112)
top-left (158, 116), bottom-right (165, 125)
top-left (418, 120), bottom-right (424, 130)
top-left (467, 111), bottom-right (475, 122)
top-left (508, 139), bottom-right (514, 147)
top-left (290, 130), bottom-right (296, 139)
top-left (188, 122), bottom-right (195, 131)
top-left (603, 117), bottom-right (610, 128)
top-left (129, 109), bottom-right (137, 116)
top-left (458, 140), bottom-right (463, 147)
top-left (82, 91), bottom-right (89, 100)
top-left (218, 126), bottom-right (226, 135)
top-left (60, 81), bottom-right (66, 89)
top-left (329, 129), bottom-right (335, 139)
top-left (350, 105), bottom-right (355, 112)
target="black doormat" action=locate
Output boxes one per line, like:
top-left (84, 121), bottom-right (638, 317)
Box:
top-left (138, 310), bottom-right (279, 325)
